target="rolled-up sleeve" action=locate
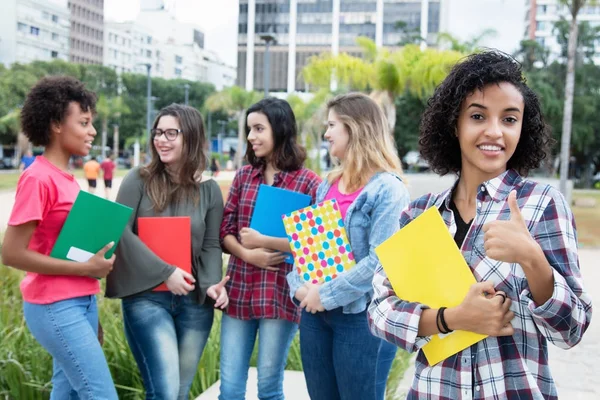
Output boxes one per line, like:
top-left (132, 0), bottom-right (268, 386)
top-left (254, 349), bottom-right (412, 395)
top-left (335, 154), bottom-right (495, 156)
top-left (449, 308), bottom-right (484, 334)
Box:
top-left (524, 192), bottom-right (592, 349)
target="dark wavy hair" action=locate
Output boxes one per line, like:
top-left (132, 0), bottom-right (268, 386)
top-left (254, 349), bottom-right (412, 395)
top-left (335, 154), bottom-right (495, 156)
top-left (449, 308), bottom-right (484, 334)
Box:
top-left (245, 97), bottom-right (306, 171)
top-left (141, 103), bottom-right (206, 212)
top-left (20, 76), bottom-right (96, 146)
top-left (419, 50), bottom-right (553, 176)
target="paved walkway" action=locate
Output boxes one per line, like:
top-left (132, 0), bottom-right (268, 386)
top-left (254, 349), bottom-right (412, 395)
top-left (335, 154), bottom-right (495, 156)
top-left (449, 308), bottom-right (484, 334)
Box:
top-left (396, 249), bottom-right (598, 399)
top-left (0, 173), bottom-right (595, 399)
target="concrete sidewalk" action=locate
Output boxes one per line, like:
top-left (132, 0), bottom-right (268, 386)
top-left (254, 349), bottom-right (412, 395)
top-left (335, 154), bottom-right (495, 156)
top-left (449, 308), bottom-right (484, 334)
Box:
top-left (195, 367), bottom-right (309, 400)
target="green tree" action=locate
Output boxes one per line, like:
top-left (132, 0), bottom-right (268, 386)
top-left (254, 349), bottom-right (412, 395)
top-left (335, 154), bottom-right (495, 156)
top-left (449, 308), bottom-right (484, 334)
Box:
top-left (205, 86), bottom-right (262, 169)
top-left (96, 95), bottom-right (131, 157)
top-left (303, 39), bottom-right (463, 133)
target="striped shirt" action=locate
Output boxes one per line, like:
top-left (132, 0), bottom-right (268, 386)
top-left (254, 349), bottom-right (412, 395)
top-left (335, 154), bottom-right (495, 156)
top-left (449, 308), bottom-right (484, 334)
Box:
top-left (368, 169), bottom-right (592, 399)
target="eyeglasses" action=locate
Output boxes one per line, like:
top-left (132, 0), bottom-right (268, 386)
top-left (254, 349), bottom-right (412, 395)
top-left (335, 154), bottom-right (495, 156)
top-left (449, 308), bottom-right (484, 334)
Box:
top-left (151, 128), bottom-right (182, 141)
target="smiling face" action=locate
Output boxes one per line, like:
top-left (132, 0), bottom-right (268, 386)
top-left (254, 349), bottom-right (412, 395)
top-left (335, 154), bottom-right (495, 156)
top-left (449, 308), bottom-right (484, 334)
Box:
top-left (153, 115), bottom-right (184, 166)
top-left (324, 109), bottom-right (350, 161)
top-left (456, 82), bottom-right (524, 181)
top-left (247, 111), bottom-right (275, 160)
top-left (53, 102), bottom-right (97, 156)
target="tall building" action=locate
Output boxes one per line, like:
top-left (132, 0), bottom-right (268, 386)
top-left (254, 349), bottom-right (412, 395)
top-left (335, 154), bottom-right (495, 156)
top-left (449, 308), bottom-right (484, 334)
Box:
top-left (104, 17), bottom-right (236, 90)
top-left (525, 0), bottom-right (600, 62)
top-left (0, 0), bottom-right (70, 66)
top-left (68, 0), bottom-right (104, 64)
top-left (238, 0), bottom-right (442, 93)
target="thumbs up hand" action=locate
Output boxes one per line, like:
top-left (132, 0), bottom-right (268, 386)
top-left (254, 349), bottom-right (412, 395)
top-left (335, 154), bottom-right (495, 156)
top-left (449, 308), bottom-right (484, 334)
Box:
top-left (482, 191), bottom-right (539, 264)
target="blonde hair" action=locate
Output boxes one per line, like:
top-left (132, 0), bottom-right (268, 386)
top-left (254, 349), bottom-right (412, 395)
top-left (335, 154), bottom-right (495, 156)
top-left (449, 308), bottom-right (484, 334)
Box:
top-left (326, 93), bottom-right (403, 192)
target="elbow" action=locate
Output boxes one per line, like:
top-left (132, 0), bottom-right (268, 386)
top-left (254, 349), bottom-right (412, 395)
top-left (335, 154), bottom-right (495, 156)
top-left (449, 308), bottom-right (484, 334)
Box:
top-left (1, 245), bottom-right (16, 267)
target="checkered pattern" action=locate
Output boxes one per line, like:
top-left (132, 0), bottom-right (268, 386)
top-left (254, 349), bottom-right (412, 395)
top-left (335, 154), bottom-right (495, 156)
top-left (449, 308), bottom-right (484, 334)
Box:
top-left (368, 169), bottom-right (593, 399)
top-left (220, 165), bottom-right (322, 323)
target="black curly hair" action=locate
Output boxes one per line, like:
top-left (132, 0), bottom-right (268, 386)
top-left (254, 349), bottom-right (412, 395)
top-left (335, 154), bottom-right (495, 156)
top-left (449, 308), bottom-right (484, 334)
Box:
top-left (419, 50), bottom-right (553, 176)
top-left (20, 76), bottom-right (96, 146)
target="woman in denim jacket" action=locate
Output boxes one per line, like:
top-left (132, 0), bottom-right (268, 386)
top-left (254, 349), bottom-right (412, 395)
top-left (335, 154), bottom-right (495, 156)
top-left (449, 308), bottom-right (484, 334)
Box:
top-left (287, 93), bottom-right (410, 400)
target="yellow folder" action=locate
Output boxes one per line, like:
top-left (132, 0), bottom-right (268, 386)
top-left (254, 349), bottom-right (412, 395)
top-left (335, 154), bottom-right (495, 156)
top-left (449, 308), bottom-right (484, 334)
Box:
top-left (375, 206), bottom-right (487, 366)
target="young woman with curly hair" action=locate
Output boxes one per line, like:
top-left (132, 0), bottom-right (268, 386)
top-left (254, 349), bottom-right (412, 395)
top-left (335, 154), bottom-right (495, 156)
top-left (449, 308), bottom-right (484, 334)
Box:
top-left (1, 76), bottom-right (118, 399)
top-left (368, 51), bottom-right (592, 399)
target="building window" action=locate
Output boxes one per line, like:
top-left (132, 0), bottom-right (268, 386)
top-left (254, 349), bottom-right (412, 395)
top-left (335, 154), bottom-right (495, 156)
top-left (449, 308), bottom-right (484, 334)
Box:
top-left (51, 50), bottom-right (58, 58)
top-left (146, 50), bottom-right (152, 57)
top-left (147, 36), bottom-right (152, 44)
top-left (17, 22), bottom-right (27, 32)
top-left (52, 15), bottom-right (59, 23)
top-left (30, 26), bottom-right (40, 36)
top-left (52, 32), bottom-right (59, 40)
top-left (175, 68), bottom-right (182, 77)
top-left (175, 55), bottom-right (183, 64)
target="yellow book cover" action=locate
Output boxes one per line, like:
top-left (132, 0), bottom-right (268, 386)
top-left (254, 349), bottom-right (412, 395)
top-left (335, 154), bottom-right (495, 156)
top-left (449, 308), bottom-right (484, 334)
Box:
top-left (375, 206), bottom-right (487, 366)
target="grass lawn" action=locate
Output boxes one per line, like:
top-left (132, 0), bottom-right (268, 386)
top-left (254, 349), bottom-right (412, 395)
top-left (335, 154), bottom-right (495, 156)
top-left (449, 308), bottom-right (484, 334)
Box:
top-left (0, 169), bottom-right (131, 191)
top-left (571, 191), bottom-right (600, 248)
top-left (0, 173), bottom-right (20, 191)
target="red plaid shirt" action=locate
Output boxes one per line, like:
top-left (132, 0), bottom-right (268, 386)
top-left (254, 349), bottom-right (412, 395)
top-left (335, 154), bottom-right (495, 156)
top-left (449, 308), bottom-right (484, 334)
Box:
top-left (220, 165), bottom-right (322, 323)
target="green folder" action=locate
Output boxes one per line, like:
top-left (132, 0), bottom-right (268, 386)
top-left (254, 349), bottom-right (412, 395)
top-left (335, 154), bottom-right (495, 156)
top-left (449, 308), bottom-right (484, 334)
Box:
top-left (50, 190), bottom-right (133, 263)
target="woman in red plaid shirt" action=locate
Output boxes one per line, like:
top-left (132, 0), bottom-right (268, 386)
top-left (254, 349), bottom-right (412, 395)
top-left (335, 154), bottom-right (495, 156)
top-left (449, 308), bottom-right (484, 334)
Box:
top-left (219, 97), bottom-right (322, 399)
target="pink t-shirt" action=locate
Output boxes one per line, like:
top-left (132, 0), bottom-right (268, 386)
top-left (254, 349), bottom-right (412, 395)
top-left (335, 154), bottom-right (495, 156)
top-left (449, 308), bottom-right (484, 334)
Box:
top-left (8, 156), bottom-right (100, 304)
top-left (324, 180), bottom-right (363, 220)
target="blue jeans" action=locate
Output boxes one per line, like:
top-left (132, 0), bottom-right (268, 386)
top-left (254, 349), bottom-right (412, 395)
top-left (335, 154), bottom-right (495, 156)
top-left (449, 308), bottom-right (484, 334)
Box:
top-left (219, 315), bottom-right (298, 400)
top-left (299, 308), bottom-right (397, 400)
top-left (23, 295), bottom-right (118, 400)
top-left (122, 291), bottom-right (214, 400)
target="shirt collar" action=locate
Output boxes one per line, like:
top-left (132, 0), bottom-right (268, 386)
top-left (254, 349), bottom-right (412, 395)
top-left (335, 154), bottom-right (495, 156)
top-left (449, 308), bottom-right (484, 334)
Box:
top-left (436, 169), bottom-right (522, 208)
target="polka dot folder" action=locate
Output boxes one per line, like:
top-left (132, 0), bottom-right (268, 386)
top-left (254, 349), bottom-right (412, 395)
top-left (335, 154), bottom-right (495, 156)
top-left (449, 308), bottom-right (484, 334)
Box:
top-left (282, 199), bottom-right (355, 284)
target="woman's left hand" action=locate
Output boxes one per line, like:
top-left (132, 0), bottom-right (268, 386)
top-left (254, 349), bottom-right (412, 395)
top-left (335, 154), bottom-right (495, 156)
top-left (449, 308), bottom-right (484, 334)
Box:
top-left (207, 276), bottom-right (230, 309)
top-left (300, 283), bottom-right (325, 314)
top-left (240, 227), bottom-right (264, 249)
top-left (483, 191), bottom-right (539, 265)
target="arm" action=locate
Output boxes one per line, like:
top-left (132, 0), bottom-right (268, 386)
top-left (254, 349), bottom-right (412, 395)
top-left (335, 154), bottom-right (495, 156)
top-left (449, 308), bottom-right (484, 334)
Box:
top-left (524, 194), bottom-right (592, 348)
top-left (106, 169), bottom-right (176, 296)
top-left (1, 176), bottom-right (113, 277)
top-left (220, 171), bottom-right (287, 270)
top-left (368, 263), bottom-right (432, 353)
top-left (198, 181), bottom-right (225, 293)
top-left (319, 181), bottom-right (409, 310)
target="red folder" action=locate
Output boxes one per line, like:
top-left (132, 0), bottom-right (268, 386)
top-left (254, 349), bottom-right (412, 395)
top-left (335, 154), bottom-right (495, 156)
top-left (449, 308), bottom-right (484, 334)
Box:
top-left (138, 216), bottom-right (192, 292)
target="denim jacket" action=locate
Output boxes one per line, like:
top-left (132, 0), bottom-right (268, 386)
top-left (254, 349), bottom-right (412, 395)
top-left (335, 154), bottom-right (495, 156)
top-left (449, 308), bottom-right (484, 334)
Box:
top-left (287, 171), bottom-right (410, 314)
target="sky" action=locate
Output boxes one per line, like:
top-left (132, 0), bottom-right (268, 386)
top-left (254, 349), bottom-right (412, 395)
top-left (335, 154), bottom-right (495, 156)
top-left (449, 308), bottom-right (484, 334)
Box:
top-left (104, 0), bottom-right (239, 66)
top-left (103, 0), bottom-right (526, 71)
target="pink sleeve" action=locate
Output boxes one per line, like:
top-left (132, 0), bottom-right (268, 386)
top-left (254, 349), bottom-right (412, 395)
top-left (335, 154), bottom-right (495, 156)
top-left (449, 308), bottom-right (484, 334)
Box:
top-left (8, 174), bottom-right (49, 226)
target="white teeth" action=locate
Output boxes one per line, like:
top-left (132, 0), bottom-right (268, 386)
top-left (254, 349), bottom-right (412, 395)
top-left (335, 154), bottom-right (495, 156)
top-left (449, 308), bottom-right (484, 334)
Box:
top-left (479, 145), bottom-right (502, 151)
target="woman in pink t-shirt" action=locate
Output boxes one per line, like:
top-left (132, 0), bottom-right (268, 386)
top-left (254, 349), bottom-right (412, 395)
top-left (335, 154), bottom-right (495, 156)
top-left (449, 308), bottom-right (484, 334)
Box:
top-left (1, 77), bottom-right (118, 399)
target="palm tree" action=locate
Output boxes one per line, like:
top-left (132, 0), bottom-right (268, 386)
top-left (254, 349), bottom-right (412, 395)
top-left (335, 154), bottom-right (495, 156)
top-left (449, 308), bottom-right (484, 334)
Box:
top-left (95, 95), bottom-right (130, 158)
top-left (302, 39), bottom-right (463, 132)
top-left (558, 0), bottom-right (598, 194)
top-left (287, 90), bottom-right (333, 173)
top-left (436, 29), bottom-right (497, 53)
top-left (205, 86), bottom-right (262, 169)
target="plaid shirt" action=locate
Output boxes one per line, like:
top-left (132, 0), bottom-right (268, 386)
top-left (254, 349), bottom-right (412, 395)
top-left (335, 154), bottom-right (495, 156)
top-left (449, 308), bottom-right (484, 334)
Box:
top-left (220, 164), bottom-right (322, 323)
top-left (368, 169), bottom-right (592, 400)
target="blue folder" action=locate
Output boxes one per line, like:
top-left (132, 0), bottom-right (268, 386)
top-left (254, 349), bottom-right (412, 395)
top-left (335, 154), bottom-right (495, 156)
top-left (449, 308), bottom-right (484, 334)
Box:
top-left (250, 184), bottom-right (312, 264)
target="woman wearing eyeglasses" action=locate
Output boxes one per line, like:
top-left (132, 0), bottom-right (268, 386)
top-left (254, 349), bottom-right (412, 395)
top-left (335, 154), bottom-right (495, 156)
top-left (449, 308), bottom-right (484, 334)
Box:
top-left (106, 104), bottom-right (229, 400)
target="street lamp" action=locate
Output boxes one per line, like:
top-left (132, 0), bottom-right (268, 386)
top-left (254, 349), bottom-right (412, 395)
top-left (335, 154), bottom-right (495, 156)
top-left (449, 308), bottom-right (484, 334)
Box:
top-left (184, 83), bottom-right (190, 105)
top-left (136, 63), bottom-right (153, 155)
top-left (260, 33), bottom-right (277, 97)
